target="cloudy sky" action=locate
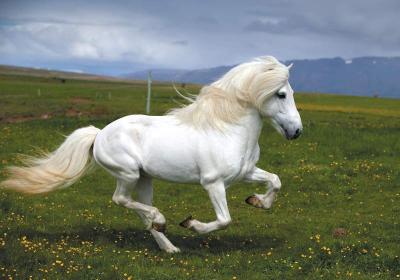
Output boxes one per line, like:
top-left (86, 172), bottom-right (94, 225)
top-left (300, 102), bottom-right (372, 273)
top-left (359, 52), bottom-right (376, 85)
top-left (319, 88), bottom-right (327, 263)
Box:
top-left (0, 0), bottom-right (399, 75)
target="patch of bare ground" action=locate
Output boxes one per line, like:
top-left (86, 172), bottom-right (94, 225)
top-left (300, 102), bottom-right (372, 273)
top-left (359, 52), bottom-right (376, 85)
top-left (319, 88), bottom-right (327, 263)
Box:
top-left (0, 107), bottom-right (108, 123)
top-left (65, 108), bottom-right (83, 117)
top-left (69, 97), bottom-right (92, 104)
top-left (0, 114), bottom-right (52, 123)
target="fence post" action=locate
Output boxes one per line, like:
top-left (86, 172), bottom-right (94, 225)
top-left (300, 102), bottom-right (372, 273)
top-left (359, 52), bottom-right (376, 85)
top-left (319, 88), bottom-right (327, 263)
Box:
top-left (146, 70), bottom-right (152, 115)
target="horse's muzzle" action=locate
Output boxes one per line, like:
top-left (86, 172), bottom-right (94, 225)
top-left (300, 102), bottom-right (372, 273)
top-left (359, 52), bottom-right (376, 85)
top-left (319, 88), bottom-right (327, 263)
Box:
top-left (285, 128), bottom-right (302, 140)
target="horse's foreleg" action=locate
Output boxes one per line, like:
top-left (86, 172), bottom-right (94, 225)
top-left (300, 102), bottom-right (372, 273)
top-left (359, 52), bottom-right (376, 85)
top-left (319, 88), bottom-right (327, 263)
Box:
top-left (180, 180), bottom-right (231, 234)
top-left (244, 167), bottom-right (281, 209)
top-left (135, 177), bottom-right (180, 253)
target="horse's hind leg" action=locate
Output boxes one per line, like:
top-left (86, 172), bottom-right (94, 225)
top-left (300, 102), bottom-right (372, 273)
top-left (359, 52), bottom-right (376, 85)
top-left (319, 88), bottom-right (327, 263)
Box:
top-left (112, 178), bottom-right (179, 253)
top-left (135, 176), bottom-right (180, 253)
top-left (112, 178), bottom-right (165, 229)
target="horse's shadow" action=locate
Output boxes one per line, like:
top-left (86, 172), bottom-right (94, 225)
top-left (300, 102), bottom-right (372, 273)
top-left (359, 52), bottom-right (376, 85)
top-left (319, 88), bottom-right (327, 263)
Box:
top-left (10, 224), bottom-right (286, 255)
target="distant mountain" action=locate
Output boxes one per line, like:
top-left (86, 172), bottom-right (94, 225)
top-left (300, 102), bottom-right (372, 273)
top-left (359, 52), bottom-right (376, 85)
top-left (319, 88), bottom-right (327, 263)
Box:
top-left (121, 66), bottom-right (230, 85)
top-left (123, 57), bottom-right (400, 98)
top-left (286, 57), bottom-right (400, 98)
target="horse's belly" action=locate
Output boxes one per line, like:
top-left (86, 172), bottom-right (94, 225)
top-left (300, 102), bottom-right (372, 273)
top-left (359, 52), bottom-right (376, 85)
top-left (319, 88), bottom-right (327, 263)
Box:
top-left (141, 127), bottom-right (201, 183)
top-left (140, 128), bottom-right (254, 185)
top-left (142, 159), bottom-right (200, 183)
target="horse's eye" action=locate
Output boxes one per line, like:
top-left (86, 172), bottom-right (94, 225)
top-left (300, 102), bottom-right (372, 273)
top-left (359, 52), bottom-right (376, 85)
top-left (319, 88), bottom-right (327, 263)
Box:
top-left (277, 92), bottom-right (286, 99)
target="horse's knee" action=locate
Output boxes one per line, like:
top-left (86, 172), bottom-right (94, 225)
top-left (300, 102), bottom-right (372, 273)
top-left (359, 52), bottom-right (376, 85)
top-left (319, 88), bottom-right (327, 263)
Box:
top-left (271, 174), bottom-right (281, 191)
top-left (149, 208), bottom-right (166, 224)
top-left (142, 208), bottom-right (165, 232)
top-left (218, 217), bottom-right (232, 229)
top-left (112, 194), bottom-right (130, 206)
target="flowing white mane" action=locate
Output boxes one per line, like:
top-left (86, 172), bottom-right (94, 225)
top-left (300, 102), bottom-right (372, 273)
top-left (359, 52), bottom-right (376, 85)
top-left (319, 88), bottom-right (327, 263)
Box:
top-left (168, 56), bottom-right (290, 130)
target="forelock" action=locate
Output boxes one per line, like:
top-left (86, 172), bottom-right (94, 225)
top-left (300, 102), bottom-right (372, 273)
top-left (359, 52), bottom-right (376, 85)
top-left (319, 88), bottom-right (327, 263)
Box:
top-left (249, 57), bottom-right (289, 108)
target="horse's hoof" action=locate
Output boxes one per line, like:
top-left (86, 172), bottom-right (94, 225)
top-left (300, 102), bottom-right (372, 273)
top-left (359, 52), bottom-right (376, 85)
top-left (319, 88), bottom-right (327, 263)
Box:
top-left (179, 215), bottom-right (193, 228)
top-left (164, 246), bottom-right (181, 254)
top-left (245, 195), bottom-right (263, 208)
top-left (152, 222), bottom-right (166, 233)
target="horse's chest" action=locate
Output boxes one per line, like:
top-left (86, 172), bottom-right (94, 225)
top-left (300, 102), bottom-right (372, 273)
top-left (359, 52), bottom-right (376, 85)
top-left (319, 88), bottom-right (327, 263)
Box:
top-left (218, 144), bottom-right (260, 184)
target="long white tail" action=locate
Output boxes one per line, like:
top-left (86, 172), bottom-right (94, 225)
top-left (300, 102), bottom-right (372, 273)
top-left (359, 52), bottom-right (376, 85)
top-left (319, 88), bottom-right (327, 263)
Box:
top-left (1, 126), bottom-right (100, 194)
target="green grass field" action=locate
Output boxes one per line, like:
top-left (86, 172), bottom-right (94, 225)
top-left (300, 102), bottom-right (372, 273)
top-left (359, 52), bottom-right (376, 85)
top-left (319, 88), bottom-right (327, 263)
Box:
top-left (0, 74), bottom-right (399, 279)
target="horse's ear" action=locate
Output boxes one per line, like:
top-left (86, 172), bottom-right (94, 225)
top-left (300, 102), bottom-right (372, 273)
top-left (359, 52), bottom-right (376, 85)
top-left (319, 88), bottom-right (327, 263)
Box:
top-left (287, 63), bottom-right (293, 70)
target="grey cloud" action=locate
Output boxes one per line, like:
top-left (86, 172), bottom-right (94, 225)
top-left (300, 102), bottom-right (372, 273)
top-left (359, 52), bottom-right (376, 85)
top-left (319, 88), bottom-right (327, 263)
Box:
top-left (0, 16), bottom-right (139, 27)
top-left (245, 15), bottom-right (363, 39)
top-left (0, 0), bottom-right (399, 74)
top-left (244, 1), bottom-right (400, 48)
top-left (194, 16), bottom-right (219, 25)
top-left (172, 40), bottom-right (188, 46)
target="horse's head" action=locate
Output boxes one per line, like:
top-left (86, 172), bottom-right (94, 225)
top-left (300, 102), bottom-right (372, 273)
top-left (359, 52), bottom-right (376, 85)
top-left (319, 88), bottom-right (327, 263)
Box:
top-left (260, 74), bottom-right (303, 140)
top-left (245, 58), bottom-right (302, 140)
top-left (209, 56), bottom-right (302, 137)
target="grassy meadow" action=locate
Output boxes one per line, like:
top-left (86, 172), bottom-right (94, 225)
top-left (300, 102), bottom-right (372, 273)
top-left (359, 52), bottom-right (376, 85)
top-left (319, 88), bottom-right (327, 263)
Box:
top-left (0, 73), bottom-right (399, 279)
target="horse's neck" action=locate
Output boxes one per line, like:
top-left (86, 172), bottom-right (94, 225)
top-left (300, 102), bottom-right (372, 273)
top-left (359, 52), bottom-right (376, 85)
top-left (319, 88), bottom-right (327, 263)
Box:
top-left (236, 108), bottom-right (263, 146)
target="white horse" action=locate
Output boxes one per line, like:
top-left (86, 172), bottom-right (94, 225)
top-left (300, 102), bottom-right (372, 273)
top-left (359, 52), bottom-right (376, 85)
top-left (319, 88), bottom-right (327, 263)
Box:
top-left (1, 56), bottom-right (302, 253)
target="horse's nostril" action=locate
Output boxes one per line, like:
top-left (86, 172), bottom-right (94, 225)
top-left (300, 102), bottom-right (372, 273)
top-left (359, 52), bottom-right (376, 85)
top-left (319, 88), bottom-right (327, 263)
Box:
top-left (292, 128), bottom-right (301, 139)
